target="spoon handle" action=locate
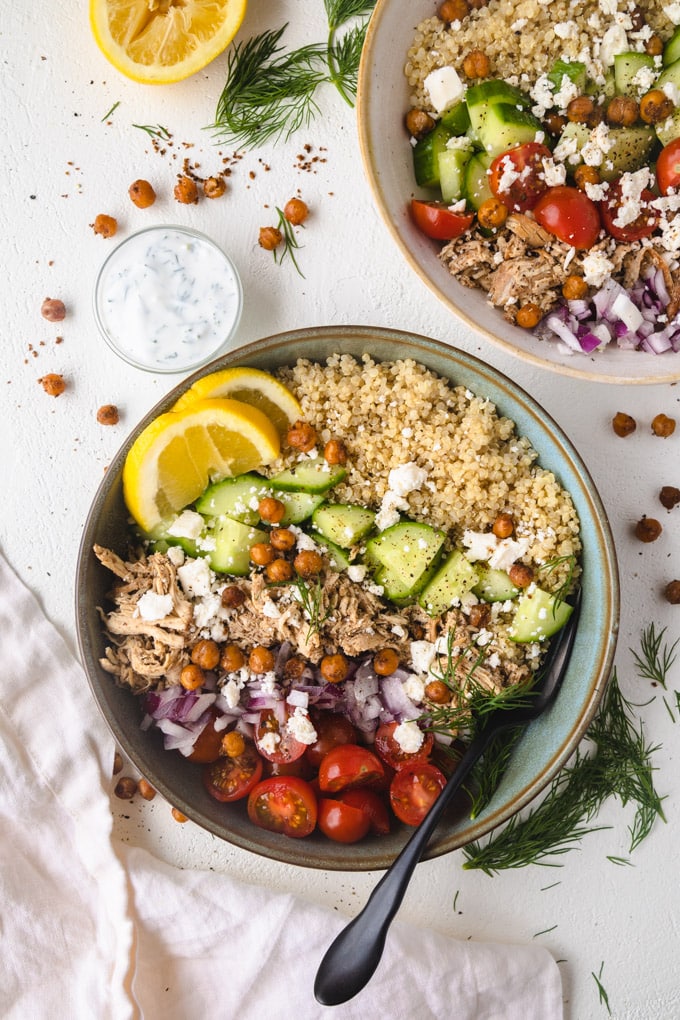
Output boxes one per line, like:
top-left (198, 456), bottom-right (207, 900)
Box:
top-left (314, 734), bottom-right (488, 1006)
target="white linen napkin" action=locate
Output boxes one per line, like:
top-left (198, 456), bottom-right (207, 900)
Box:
top-left (0, 550), bottom-right (563, 1020)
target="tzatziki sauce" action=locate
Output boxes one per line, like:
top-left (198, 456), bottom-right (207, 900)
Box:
top-left (94, 226), bottom-right (242, 372)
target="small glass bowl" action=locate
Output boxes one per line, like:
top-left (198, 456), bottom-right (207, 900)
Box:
top-left (93, 225), bottom-right (243, 374)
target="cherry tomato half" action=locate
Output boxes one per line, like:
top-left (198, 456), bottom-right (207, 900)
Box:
top-left (389, 762), bottom-right (446, 827)
top-left (318, 798), bottom-right (371, 843)
top-left (600, 182), bottom-right (660, 242)
top-left (374, 721), bottom-right (434, 772)
top-left (304, 711), bottom-right (358, 769)
top-left (186, 708), bottom-right (227, 764)
top-left (254, 706), bottom-right (306, 765)
top-left (410, 200), bottom-right (475, 241)
top-left (318, 744), bottom-right (385, 793)
top-left (202, 741), bottom-right (263, 803)
top-left (338, 788), bottom-right (391, 836)
top-left (533, 186), bottom-right (601, 249)
top-left (656, 138), bottom-right (680, 196)
top-left (489, 142), bottom-right (552, 212)
top-left (247, 776), bottom-right (317, 838)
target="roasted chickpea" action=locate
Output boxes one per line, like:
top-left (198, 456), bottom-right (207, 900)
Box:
top-left (249, 645), bottom-right (276, 674)
top-left (221, 585), bottom-right (246, 608)
top-left (222, 730), bottom-right (246, 758)
top-left (373, 648), bottom-right (400, 676)
top-left (93, 213), bottom-right (117, 238)
top-left (639, 89), bottom-right (674, 124)
top-left (425, 679), bottom-right (450, 704)
top-left (286, 419), bottom-right (317, 452)
top-left (467, 0), bottom-right (489, 8)
top-left (562, 275), bottom-right (589, 301)
top-left (38, 373), bottom-right (66, 396)
top-left (324, 438), bottom-right (348, 465)
top-left (97, 404), bottom-right (119, 426)
top-left (664, 580), bottom-right (680, 604)
top-left (405, 108), bottom-right (436, 138)
top-left (283, 656), bottom-right (307, 681)
top-left (283, 198), bottom-right (309, 225)
top-left (515, 303), bottom-right (541, 329)
top-left (606, 96), bottom-right (639, 127)
top-left (128, 179), bottom-right (156, 208)
top-left (293, 549), bottom-right (324, 577)
top-left (645, 35), bottom-right (664, 57)
top-left (203, 176), bottom-right (226, 199)
top-left (258, 226), bottom-right (282, 251)
top-left (220, 642), bottom-right (246, 672)
top-left (250, 542), bottom-right (276, 566)
top-left (492, 512), bottom-right (514, 539)
top-left (191, 639), bottom-right (220, 670)
top-left (114, 777), bottom-right (138, 800)
top-left (258, 496), bottom-right (286, 523)
top-left (508, 562), bottom-right (534, 588)
top-left (320, 653), bottom-right (351, 684)
top-left (544, 112), bottom-right (568, 136)
top-left (574, 164), bottom-right (601, 191)
top-left (463, 49), bottom-right (490, 79)
top-left (612, 411), bottom-right (636, 437)
top-left (41, 297), bottom-right (66, 322)
top-left (468, 603), bottom-right (490, 629)
top-left (586, 104), bottom-right (605, 128)
top-left (138, 779), bottom-right (156, 801)
top-left (438, 0), bottom-right (468, 21)
top-left (270, 527), bottom-right (297, 551)
top-left (265, 557), bottom-right (295, 583)
top-left (180, 663), bottom-right (205, 691)
top-left (566, 95), bottom-right (595, 123)
top-left (171, 807), bottom-right (188, 823)
top-left (477, 196), bottom-right (508, 230)
top-left (651, 413), bottom-right (676, 438)
top-left (659, 486), bottom-right (680, 510)
top-left (635, 516), bottom-right (662, 542)
top-left (174, 175), bottom-right (198, 204)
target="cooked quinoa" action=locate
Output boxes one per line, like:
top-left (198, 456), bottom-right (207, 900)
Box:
top-left (406, 0), bottom-right (674, 108)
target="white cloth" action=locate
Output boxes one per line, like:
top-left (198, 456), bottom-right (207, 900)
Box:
top-left (0, 551), bottom-right (563, 1020)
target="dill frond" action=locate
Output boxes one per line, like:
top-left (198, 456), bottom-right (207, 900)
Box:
top-left (631, 623), bottom-right (679, 689)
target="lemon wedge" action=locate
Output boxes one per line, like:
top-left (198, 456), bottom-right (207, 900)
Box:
top-left (123, 398), bottom-right (280, 531)
top-left (173, 367), bottom-right (302, 438)
top-left (90, 0), bottom-right (247, 85)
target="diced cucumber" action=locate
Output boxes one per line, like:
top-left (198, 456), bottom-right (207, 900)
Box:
top-left (311, 503), bottom-right (376, 548)
top-left (438, 145), bottom-right (473, 203)
top-left (268, 457), bottom-right (347, 494)
top-left (656, 107), bottom-right (680, 147)
top-left (476, 102), bottom-right (545, 157)
top-left (418, 550), bottom-right (479, 617)
top-left (209, 517), bottom-right (268, 575)
top-left (558, 121), bottom-right (655, 180)
top-left (143, 520), bottom-right (199, 558)
top-left (507, 587), bottom-right (573, 643)
top-left (472, 564), bottom-right (520, 603)
top-left (413, 122), bottom-right (453, 188)
top-left (548, 58), bottom-right (587, 93)
top-left (663, 25), bottom-right (680, 67)
top-left (277, 490), bottom-right (325, 526)
top-left (374, 564), bottom-right (421, 605)
top-left (314, 536), bottom-right (352, 572)
top-left (366, 521), bottom-right (445, 591)
top-left (195, 472), bottom-right (270, 524)
top-left (439, 100), bottom-right (471, 135)
top-left (466, 79), bottom-right (532, 111)
top-left (614, 51), bottom-right (656, 96)
top-left (656, 57), bottom-right (680, 94)
top-left (463, 152), bottom-right (494, 210)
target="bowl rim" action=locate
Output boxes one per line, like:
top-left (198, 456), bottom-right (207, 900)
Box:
top-left (356, 0), bottom-right (680, 386)
top-left (76, 325), bottom-right (620, 869)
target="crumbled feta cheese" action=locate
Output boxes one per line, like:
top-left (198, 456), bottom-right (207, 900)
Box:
top-left (409, 640), bottom-right (437, 676)
top-left (177, 557), bottom-right (213, 598)
top-left (581, 248), bottom-right (615, 287)
top-left (424, 65), bottom-right (465, 114)
top-left (166, 510), bottom-right (205, 540)
top-left (462, 530), bottom-right (498, 562)
top-left (584, 180), bottom-right (610, 203)
top-left (193, 592), bottom-right (224, 631)
top-left (581, 122), bottom-right (612, 167)
top-left (403, 674), bottom-right (426, 702)
top-left (476, 628), bottom-right (493, 647)
top-left (388, 462), bottom-right (428, 496)
top-left (287, 689), bottom-right (309, 709)
top-left (136, 591), bottom-right (173, 621)
top-left (664, 2), bottom-right (680, 25)
top-left (612, 168), bottom-right (654, 228)
top-left (221, 676), bottom-right (244, 709)
top-left (166, 545), bottom-right (185, 567)
top-left (258, 672), bottom-right (278, 695)
top-left (258, 731), bottom-right (281, 755)
top-left (554, 20), bottom-right (577, 39)
top-left (261, 597), bottom-right (282, 620)
top-left (632, 66), bottom-right (657, 94)
top-left (599, 24), bottom-right (629, 67)
top-left (542, 157), bottom-right (566, 187)
top-left (662, 81), bottom-right (680, 105)
top-left (286, 707), bottom-right (317, 745)
top-left (445, 135), bottom-right (473, 152)
top-left (488, 537), bottom-right (531, 572)
top-left (347, 564), bottom-right (368, 583)
top-left (392, 720), bottom-right (425, 754)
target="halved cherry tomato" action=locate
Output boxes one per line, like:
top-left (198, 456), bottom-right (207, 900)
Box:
top-left (374, 721), bottom-right (434, 771)
top-left (656, 138), bottom-right (680, 196)
top-left (318, 798), bottom-right (371, 843)
top-left (262, 756), bottom-right (315, 780)
top-left (410, 199), bottom-right (475, 241)
top-left (389, 762), bottom-right (446, 826)
top-left (186, 708), bottom-right (227, 764)
top-left (254, 706), bottom-right (306, 764)
top-left (318, 744), bottom-right (385, 793)
top-left (338, 788), bottom-right (391, 836)
top-left (600, 182), bottom-right (660, 242)
top-left (247, 776), bottom-right (317, 838)
top-left (489, 142), bottom-right (552, 212)
top-left (304, 711), bottom-right (358, 769)
top-left (533, 185), bottom-right (601, 249)
top-left (202, 741), bottom-right (263, 803)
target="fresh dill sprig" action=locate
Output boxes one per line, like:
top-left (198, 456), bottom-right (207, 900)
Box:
top-left (632, 623), bottom-right (679, 689)
top-left (271, 207), bottom-right (305, 277)
top-left (101, 101), bottom-right (120, 121)
top-left (592, 962), bottom-right (612, 1015)
top-left (293, 576), bottom-right (328, 640)
top-left (539, 554), bottom-right (577, 607)
top-left (133, 123), bottom-right (171, 140)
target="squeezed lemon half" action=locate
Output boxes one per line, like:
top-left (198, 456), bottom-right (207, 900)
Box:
top-left (90, 0), bottom-right (248, 84)
top-left (173, 367), bottom-right (302, 438)
top-left (123, 398), bottom-right (280, 531)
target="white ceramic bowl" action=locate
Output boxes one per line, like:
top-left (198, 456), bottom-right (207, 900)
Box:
top-left (357, 1), bottom-right (680, 385)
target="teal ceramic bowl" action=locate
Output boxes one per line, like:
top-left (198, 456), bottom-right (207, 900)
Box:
top-left (75, 326), bottom-right (619, 870)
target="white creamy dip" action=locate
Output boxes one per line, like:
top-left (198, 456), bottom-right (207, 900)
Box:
top-left (94, 226), bottom-right (242, 372)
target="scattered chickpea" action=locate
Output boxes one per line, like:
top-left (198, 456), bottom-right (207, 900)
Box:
top-left (266, 557), bottom-right (295, 583)
top-left (41, 297), bottom-right (66, 322)
top-left (635, 516), bottom-right (662, 542)
top-left (425, 679), bottom-right (450, 704)
top-left (174, 175), bottom-right (198, 204)
top-left (606, 95), bottom-right (639, 127)
top-left (190, 639), bottom-right (220, 670)
top-left (39, 373), bottom-right (66, 396)
top-left (283, 656), bottom-right (307, 681)
top-left (438, 0), bottom-right (468, 21)
top-left (283, 198), bottom-right (309, 225)
top-left (561, 275), bottom-right (589, 301)
top-left (221, 584), bottom-right (246, 608)
top-left (612, 411), bottom-right (636, 437)
top-left (320, 653), bottom-right (351, 684)
top-left (645, 35), bottom-right (664, 57)
top-left (639, 89), bottom-right (674, 124)
top-left (477, 196), bottom-right (508, 230)
top-left (405, 108), bottom-right (436, 138)
top-left (586, 104), bottom-right (605, 128)
top-left (508, 562), bottom-right (534, 588)
top-left (294, 549), bottom-right (324, 577)
top-left (138, 779), bottom-right (156, 801)
top-left (651, 413), bottom-right (676, 438)
top-left (574, 164), bottom-right (601, 191)
top-left (114, 776), bottom-right (138, 800)
top-left (463, 49), bottom-right (490, 79)
top-left (97, 404), bottom-right (119, 426)
top-left (249, 645), bottom-right (276, 674)
top-left (258, 496), bottom-right (286, 523)
top-left (515, 303), bottom-right (541, 329)
top-left (629, 5), bottom-right (646, 30)
top-left (270, 527), bottom-right (297, 551)
top-left (250, 542), bottom-right (276, 567)
top-left (171, 807), bottom-right (189, 823)
top-left (113, 751), bottom-right (123, 775)
top-left (220, 642), bottom-right (246, 672)
top-left (373, 647), bottom-right (400, 676)
top-left (180, 663), bottom-right (205, 691)
top-left (467, 0), bottom-right (489, 8)
top-left (203, 176), bottom-right (226, 199)
top-left (259, 225), bottom-right (283, 251)
top-left (286, 419), bottom-right (317, 452)
top-left (492, 512), bottom-right (514, 539)
top-left (664, 580), bottom-right (680, 604)
top-left (324, 438), bottom-right (348, 465)
top-left (222, 730), bottom-right (246, 758)
top-left (128, 179), bottom-right (156, 208)
top-left (566, 95), bottom-right (595, 123)
top-left (92, 214), bottom-right (117, 238)
top-left (544, 112), bottom-right (567, 136)
top-left (659, 486), bottom-right (680, 510)
top-left (468, 603), bottom-right (490, 629)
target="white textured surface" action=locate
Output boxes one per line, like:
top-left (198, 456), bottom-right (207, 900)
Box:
top-left (2, 4), bottom-right (680, 1018)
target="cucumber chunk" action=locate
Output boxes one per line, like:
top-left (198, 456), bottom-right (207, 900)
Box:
top-left (614, 51), bottom-right (656, 96)
top-left (656, 57), bottom-right (680, 94)
top-left (312, 503), bottom-right (376, 548)
top-left (438, 145), bottom-right (473, 203)
top-left (472, 564), bottom-right (520, 603)
top-left (664, 26), bottom-right (680, 67)
top-left (507, 587), bottom-right (573, 643)
top-left (656, 107), bottom-right (680, 147)
top-left (418, 550), bottom-right (479, 617)
top-left (476, 102), bottom-right (545, 157)
top-left (278, 490), bottom-right (325, 526)
top-left (466, 79), bottom-right (532, 111)
top-left (413, 122), bottom-right (453, 188)
top-left (439, 100), bottom-right (471, 135)
top-left (268, 457), bottom-right (347, 494)
top-left (548, 58), bottom-right (587, 93)
top-left (374, 564), bottom-right (422, 605)
top-left (366, 521), bottom-right (445, 590)
top-left (209, 517), bottom-right (268, 575)
top-left (558, 122), bottom-right (655, 180)
top-left (314, 536), bottom-right (352, 572)
top-left (463, 152), bottom-right (494, 210)
top-left (195, 472), bottom-right (270, 524)
top-left (143, 520), bottom-right (199, 558)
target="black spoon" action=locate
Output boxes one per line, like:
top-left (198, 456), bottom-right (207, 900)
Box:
top-left (314, 590), bottom-right (581, 1006)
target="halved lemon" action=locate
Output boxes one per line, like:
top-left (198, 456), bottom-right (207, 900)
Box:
top-left (90, 0), bottom-right (247, 85)
top-left (123, 398), bottom-right (280, 531)
top-left (173, 367), bottom-right (302, 438)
